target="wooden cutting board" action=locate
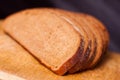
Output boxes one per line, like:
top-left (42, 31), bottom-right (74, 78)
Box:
top-left (0, 20), bottom-right (120, 80)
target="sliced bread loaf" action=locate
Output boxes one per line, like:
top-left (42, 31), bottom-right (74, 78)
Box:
top-left (2, 8), bottom-right (109, 75)
top-left (2, 9), bottom-right (83, 75)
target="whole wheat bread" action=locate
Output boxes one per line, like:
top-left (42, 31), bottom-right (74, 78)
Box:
top-left (2, 9), bottom-right (83, 75)
top-left (2, 8), bottom-right (109, 75)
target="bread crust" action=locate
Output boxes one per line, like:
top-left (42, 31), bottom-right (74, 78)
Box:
top-left (81, 14), bottom-right (105, 68)
top-left (86, 15), bottom-right (109, 53)
top-left (68, 14), bottom-right (97, 71)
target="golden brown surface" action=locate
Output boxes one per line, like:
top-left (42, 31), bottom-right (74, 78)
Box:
top-left (46, 9), bottom-right (95, 73)
top-left (2, 8), bottom-right (110, 75)
top-left (0, 20), bottom-right (120, 80)
top-left (0, 20), bottom-right (3, 33)
top-left (2, 10), bottom-right (82, 75)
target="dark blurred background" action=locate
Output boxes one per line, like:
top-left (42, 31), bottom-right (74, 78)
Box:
top-left (0, 0), bottom-right (120, 53)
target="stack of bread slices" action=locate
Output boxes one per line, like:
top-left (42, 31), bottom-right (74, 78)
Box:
top-left (2, 8), bottom-right (109, 75)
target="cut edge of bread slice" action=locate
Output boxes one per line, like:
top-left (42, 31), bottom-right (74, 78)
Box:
top-left (2, 9), bottom-right (84, 75)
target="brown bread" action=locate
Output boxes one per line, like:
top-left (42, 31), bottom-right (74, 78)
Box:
top-left (44, 8), bottom-right (93, 73)
top-left (2, 8), bottom-right (109, 75)
top-left (85, 15), bottom-right (109, 53)
top-left (82, 14), bottom-right (109, 67)
top-left (2, 9), bottom-right (83, 75)
top-left (43, 8), bottom-right (105, 73)
top-left (0, 18), bottom-right (119, 80)
top-left (68, 13), bottom-right (97, 73)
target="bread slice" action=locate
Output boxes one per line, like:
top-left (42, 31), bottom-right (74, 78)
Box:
top-left (2, 9), bottom-right (83, 75)
top-left (68, 13), bottom-right (97, 73)
top-left (85, 15), bottom-right (109, 54)
top-left (80, 14), bottom-right (105, 68)
top-left (2, 8), bottom-right (109, 75)
top-left (0, 20), bottom-right (119, 80)
top-left (48, 8), bottom-right (101, 73)
top-left (45, 8), bottom-right (93, 72)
